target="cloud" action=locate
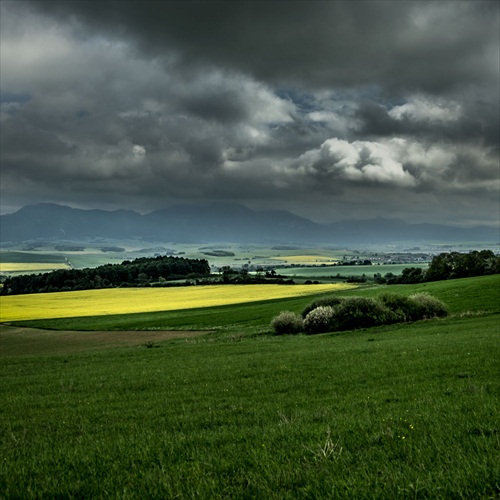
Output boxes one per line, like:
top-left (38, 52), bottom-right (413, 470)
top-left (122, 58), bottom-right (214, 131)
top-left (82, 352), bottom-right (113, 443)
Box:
top-left (293, 138), bottom-right (417, 188)
top-left (388, 95), bottom-right (462, 123)
top-left (24, 1), bottom-right (499, 92)
top-left (0, 1), bottom-right (498, 226)
top-left (269, 135), bottom-right (499, 199)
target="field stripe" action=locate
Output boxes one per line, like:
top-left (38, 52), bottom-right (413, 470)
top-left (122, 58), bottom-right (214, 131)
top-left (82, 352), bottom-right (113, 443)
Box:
top-left (0, 263), bottom-right (70, 272)
top-left (0, 284), bottom-right (356, 322)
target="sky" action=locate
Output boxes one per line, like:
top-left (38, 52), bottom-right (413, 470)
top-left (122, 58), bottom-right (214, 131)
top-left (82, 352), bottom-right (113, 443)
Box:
top-left (1, 1), bottom-right (499, 226)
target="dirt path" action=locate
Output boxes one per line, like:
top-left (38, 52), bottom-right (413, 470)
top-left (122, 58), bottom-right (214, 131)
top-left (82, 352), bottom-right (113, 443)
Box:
top-left (0, 324), bottom-right (210, 356)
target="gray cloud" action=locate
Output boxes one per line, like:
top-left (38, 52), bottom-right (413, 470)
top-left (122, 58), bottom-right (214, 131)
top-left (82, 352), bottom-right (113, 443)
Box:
top-left (0, 1), bottom-right (498, 226)
top-left (24, 1), bottom-right (498, 92)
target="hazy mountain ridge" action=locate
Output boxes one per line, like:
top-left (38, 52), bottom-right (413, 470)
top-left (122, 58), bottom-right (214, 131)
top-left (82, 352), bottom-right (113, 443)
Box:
top-left (0, 203), bottom-right (498, 244)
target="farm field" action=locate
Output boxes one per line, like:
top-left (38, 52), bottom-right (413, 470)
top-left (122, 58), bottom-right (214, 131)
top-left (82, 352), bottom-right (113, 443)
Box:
top-left (2, 241), bottom-right (497, 277)
top-left (0, 275), bottom-right (498, 498)
top-left (0, 244), bottom-right (350, 273)
top-left (0, 251), bottom-right (71, 275)
top-left (0, 246), bottom-right (284, 275)
top-left (4, 274), bottom-right (499, 333)
top-left (0, 249), bottom-right (127, 273)
top-left (0, 283), bottom-right (356, 323)
top-left (280, 263), bottom-right (429, 278)
top-left (0, 251), bottom-right (68, 264)
top-left (269, 254), bottom-right (339, 265)
top-left (0, 246), bottom-right (430, 290)
top-left (0, 244), bottom-right (434, 284)
top-left (0, 262), bottom-right (70, 273)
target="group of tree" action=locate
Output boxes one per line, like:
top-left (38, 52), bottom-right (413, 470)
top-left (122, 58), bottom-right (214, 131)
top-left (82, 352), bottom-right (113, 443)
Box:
top-left (375, 250), bottom-right (500, 285)
top-left (218, 266), bottom-right (294, 285)
top-left (0, 255), bottom-right (211, 295)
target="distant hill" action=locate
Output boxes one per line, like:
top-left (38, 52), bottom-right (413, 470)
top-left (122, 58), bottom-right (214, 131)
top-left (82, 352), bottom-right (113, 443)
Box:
top-left (0, 204), bottom-right (143, 242)
top-left (142, 203), bottom-right (322, 243)
top-left (0, 203), bottom-right (498, 244)
top-left (325, 218), bottom-right (499, 244)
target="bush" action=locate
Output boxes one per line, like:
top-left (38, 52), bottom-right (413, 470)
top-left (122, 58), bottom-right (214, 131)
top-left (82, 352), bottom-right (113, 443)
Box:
top-left (302, 296), bottom-right (344, 318)
top-left (280, 292), bottom-right (449, 337)
top-left (408, 293), bottom-right (448, 320)
top-left (270, 311), bottom-right (304, 335)
top-left (303, 306), bottom-right (336, 335)
top-left (379, 293), bottom-right (418, 322)
top-left (330, 296), bottom-right (395, 331)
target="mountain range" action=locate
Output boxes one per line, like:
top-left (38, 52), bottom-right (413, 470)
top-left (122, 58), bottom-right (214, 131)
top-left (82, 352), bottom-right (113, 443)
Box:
top-left (0, 203), bottom-right (498, 245)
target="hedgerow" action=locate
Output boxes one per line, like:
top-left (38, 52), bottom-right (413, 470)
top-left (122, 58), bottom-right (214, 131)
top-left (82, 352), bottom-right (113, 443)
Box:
top-left (271, 292), bottom-right (449, 335)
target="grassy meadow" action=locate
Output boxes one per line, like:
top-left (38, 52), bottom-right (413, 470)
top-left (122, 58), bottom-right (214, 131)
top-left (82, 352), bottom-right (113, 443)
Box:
top-left (0, 275), bottom-right (499, 498)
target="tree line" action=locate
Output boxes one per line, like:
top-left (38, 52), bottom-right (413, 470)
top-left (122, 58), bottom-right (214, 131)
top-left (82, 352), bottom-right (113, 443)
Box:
top-left (0, 256), bottom-right (211, 295)
top-left (378, 250), bottom-right (500, 285)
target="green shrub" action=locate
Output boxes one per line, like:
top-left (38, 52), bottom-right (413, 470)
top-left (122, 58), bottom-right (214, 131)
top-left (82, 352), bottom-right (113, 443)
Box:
top-left (270, 311), bottom-right (304, 335)
top-left (379, 293), bottom-right (418, 322)
top-left (301, 296), bottom-right (344, 318)
top-left (303, 306), bottom-right (336, 335)
top-left (292, 292), bottom-right (449, 336)
top-left (330, 296), bottom-right (395, 331)
top-left (408, 293), bottom-right (448, 320)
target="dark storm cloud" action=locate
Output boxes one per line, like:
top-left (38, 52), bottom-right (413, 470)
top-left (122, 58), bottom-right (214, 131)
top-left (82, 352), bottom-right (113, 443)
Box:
top-left (180, 87), bottom-right (249, 124)
top-left (356, 91), bottom-right (500, 149)
top-left (26, 0), bottom-right (498, 93)
top-left (1, 1), bottom-right (498, 226)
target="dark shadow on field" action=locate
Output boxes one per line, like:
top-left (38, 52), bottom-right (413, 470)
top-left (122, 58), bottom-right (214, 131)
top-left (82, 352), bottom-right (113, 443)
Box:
top-left (0, 324), bottom-right (210, 357)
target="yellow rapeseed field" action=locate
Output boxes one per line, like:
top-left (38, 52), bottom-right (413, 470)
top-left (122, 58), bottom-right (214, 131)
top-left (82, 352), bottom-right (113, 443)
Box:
top-left (0, 263), bottom-right (70, 272)
top-left (0, 284), bottom-right (356, 322)
top-left (270, 255), bottom-right (339, 265)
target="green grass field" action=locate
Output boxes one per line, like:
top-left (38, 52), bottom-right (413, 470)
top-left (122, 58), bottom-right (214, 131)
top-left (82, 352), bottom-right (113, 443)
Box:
top-left (0, 275), bottom-right (499, 498)
top-left (280, 263), bottom-right (429, 279)
top-left (0, 251), bottom-right (68, 264)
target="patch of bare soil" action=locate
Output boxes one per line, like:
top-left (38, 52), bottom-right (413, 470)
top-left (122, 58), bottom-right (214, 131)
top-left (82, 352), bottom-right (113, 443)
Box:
top-left (0, 324), bottom-right (210, 356)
